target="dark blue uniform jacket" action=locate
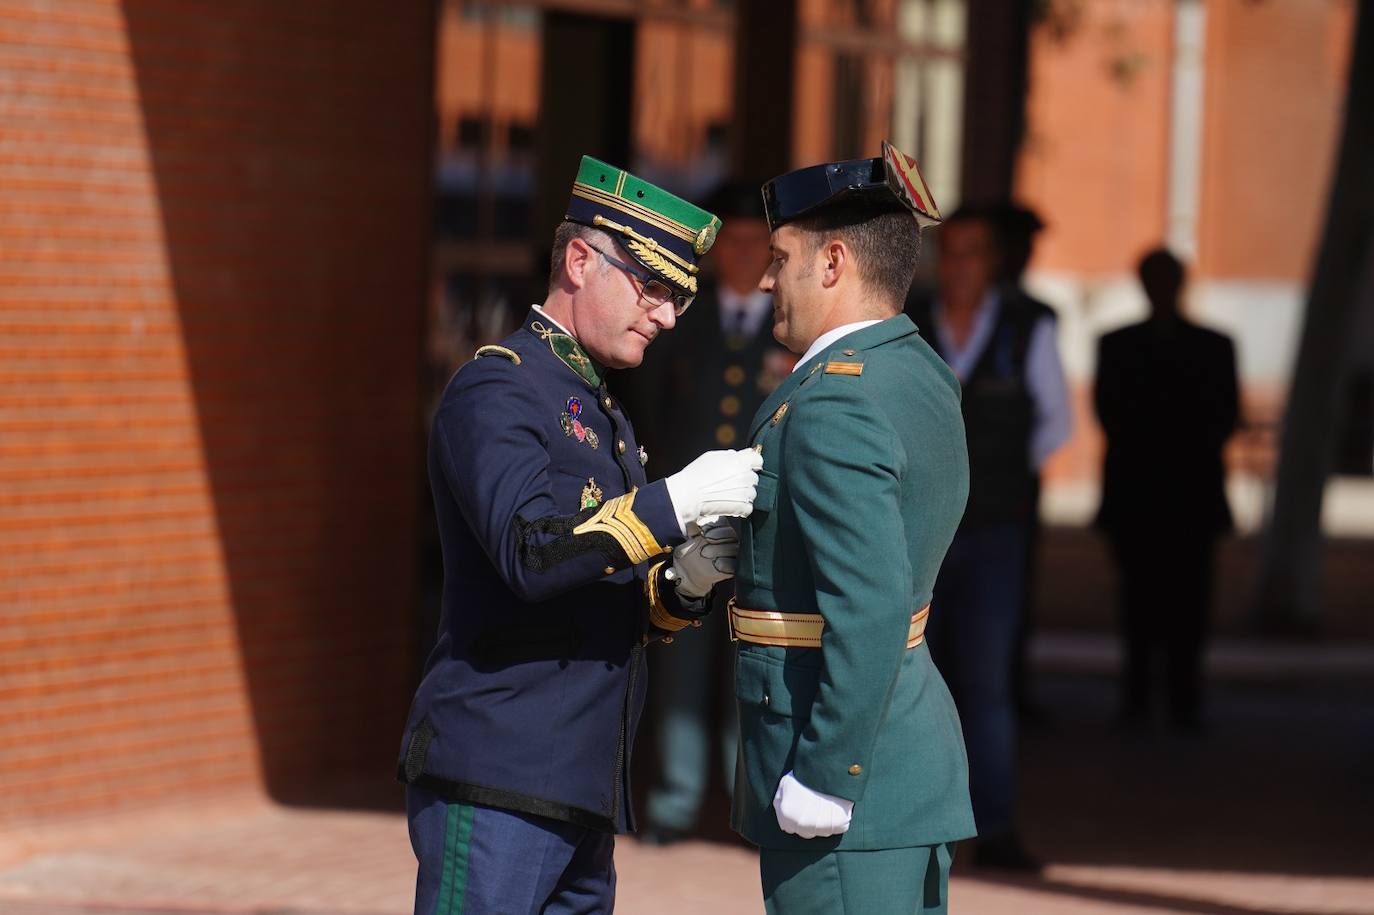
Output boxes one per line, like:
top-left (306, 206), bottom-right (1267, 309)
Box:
top-left (399, 309), bottom-right (698, 833)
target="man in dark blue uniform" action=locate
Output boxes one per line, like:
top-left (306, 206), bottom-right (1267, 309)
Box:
top-left (398, 157), bottom-right (763, 914)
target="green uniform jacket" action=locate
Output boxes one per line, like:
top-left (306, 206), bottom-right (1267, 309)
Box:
top-left (731, 314), bottom-right (977, 851)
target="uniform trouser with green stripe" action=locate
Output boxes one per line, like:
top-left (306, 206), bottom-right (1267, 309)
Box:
top-left (760, 842), bottom-right (955, 915)
top-left (406, 786), bottom-right (616, 915)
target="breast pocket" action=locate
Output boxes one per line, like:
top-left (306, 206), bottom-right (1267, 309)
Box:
top-left (740, 469), bottom-right (778, 591)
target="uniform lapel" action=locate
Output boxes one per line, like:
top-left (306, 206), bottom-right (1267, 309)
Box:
top-left (748, 359), bottom-right (809, 443)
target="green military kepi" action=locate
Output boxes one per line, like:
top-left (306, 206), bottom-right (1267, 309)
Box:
top-left (564, 156), bottom-right (721, 301)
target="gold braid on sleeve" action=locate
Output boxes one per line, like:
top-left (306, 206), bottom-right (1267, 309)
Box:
top-left (571, 487), bottom-right (668, 565)
top-left (646, 560), bottom-right (689, 633)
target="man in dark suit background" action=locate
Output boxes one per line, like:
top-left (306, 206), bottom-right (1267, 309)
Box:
top-left (621, 181), bottom-right (793, 843)
top-left (1094, 247), bottom-right (1240, 733)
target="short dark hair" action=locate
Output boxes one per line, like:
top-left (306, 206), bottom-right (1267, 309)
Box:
top-left (790, 201), bottom-right (923, 307)
top-left (548, 220), bottom-right (609, 290)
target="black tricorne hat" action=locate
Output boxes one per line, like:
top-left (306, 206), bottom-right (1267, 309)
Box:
top-left (762, 141), bottom-right (942, 232)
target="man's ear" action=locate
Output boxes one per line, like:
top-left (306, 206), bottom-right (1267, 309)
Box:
top-left (820, 239), bottom-right (848, 289)
top-left (565, 237), bottom-right (595, 290)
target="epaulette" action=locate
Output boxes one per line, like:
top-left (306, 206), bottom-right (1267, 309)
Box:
top-left (474, 345), bottom-right (521, 365)
top-left (823, 358), bottom-right (864, 376)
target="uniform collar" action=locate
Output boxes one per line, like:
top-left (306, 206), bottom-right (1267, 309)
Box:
top-left (793, 313), bottom-right (918, 374)
top-left (525, 305), bottom-right (604, 389)
top-left (793, 319), bottom-right (882, 371)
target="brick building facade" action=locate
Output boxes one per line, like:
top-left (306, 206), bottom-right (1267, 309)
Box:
top-left (1, 1), bottom-right (434, 824)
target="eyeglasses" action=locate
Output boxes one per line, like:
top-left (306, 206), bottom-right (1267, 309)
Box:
top-left (587, 242), bottom-right (694, 317)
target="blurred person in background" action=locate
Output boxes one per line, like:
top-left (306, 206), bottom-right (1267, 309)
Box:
top-left (992, 203), bottom-right (1054, 723)
top-left (732, 146), bottom-right (975, 914)
top-left (397, 157), bottom-right (763, 914)
top-left (623, 180), bottom-right (793, 846)
top-left (907, 204), bottom-right (1072, 870)
top-left (1095, 247), bottom-right (1239, 734)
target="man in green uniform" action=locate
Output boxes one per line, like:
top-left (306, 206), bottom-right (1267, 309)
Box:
top-left (731, 143), bottom-right (975, 914)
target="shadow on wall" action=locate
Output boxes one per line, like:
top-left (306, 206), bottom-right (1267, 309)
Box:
top-left (119, 1), bottom-right (435, 805)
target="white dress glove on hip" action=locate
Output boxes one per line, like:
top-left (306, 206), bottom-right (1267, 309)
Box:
top-left (668, 521), bottom-right (738, 598)
top-left (773, 770), bottom-right (853, 839)
top-left (664, 448), bottom-right (763, 533)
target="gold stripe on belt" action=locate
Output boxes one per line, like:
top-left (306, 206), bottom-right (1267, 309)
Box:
top-left (728, 600), bottom-right (931, 649)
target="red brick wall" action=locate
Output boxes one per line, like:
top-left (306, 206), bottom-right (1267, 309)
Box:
top-left (1016, 1), bottom-right (1174, 277)
top-left (1, 1), bottom-right (433, 822)
top-left (1197, 0), bottom-right (1355, 280)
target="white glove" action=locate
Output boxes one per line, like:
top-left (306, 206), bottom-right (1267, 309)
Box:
top-left (773, 770), bottom-right (853, 839)
top-left (668, 521), bottom-right (738, 598)
top-left (664, 449), bottom-right (763, 533)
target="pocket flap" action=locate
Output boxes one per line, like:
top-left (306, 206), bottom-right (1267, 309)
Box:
top-left (735, 648), bottom-right (820, 719)
top-left (753, 470), bottom-right (778, 513)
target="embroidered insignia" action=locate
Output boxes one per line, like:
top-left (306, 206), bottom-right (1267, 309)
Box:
top-left (559, 413), bottom-right (574, 437)
top-left (638, 445), bottom-right (648, 467)
top-left (585, 427), bottom-right (600, 450)
top-left (581, 478), bottom-right (603, 509)
top-left (693, 218), bottom-right (720, 255)
top-left (825, 361), bottom-right (864, 376)
top-left (532, 320), bottom-right (602, 388)
top-left (771, 402), bottom-right (790, 425)
top-left (567, 397), bottom-right (582, 418)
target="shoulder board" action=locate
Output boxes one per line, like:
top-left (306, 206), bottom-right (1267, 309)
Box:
top-left (824, 360), bottom-right (863, 376)
top-left (474, 345), bottom-right (521, 365)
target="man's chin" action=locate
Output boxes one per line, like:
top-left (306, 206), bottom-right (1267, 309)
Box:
top-left (772, 321), bottom-right (801, 354)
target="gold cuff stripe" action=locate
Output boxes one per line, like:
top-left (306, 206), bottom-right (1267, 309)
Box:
top-left (572, 488), bottom-right (667, 565)
top-left (474, 344), bottom-right (521, 364)
top-left (825, 361), bottom-right (864, 376)
top-left (573, 184), bottom-right (699, 245)
top-left (646, 560), bottom-right (689, 632)
top-left (729, 603), bottom-right (930, 649)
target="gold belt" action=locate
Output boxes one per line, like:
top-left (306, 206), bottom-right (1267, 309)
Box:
top-left (728, 600), bottom-right (931, 649)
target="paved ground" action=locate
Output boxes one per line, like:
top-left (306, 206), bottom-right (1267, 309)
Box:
top-left (1, 630), bottom-right (1370, 915)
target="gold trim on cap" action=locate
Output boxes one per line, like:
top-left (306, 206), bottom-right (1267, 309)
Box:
top-left (573, 183), bottom-right (700, 246)
top-left (589, 213), bottom-right (700, 275)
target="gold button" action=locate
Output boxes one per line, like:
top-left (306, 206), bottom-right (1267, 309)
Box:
top-left (691, 619), bottom-right (702, 628)
top-left (842, 349), bottom-right (856, 356)
top-left (604, 566), bottom-right (615, 575)
top-left (715, 424), bottom-right (737, 446)
top-left (662, 636), bottom-right (674, 644)
top-left (724, 365), bottom-right (745, 386)
top-left (664, 545), bottom-right (673, 553)
top-left (603, 396), bottom-right (614, 409)
top-left (720, 395), bottom-right (740, 417)
top-left (848, 764), bottom-right (862, 776)
top-left (617, 440), bottom-right (626, 454)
